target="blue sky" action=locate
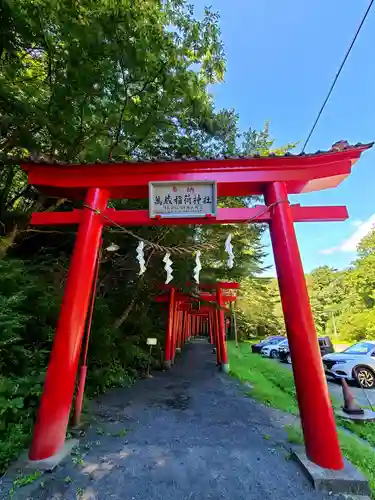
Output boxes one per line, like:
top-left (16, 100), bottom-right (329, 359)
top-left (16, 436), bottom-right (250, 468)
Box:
top-left (191, 0), bottom-right (375, 275)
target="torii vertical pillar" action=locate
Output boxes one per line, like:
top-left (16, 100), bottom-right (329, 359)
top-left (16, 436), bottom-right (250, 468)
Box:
top-left (214, 309), bottom-right (221, 365)
top-left (265, 181), bottom-right (343, 470)
top-left (164, 287), bottom-right (175, 369)
top-left (217, 288), bottom-right (229, 372)
top-left (208, 311), bottom-right (214, 344)
top-left (182, 311), bottom-right (188, 343)
top-left (175, 308), bottom-right (182, 354)
top-left (29, 187), bottom-right (109, 461)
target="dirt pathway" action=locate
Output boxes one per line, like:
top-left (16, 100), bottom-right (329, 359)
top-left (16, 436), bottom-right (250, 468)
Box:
top-left (9, 341), bottom-right (340, 500)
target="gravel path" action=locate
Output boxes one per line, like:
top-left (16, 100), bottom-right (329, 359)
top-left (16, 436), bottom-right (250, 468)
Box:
top-left (9, 341), bottom-right (341, 500)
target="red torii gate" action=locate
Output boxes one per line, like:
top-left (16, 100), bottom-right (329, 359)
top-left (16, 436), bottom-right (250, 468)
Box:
top-left (20, 142), bottom-right (372, 471)
top-left (155, 282), bottom-right (238, 371)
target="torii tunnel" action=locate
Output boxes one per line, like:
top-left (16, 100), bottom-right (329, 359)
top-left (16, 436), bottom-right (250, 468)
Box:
top-left (20, 141), bottom-right (372, 471)
top-left (155, 282), bottom-right (239, 372)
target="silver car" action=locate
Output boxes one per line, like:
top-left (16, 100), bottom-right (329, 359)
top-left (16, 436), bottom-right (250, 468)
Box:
top-left (322, 341), bottom-right (375, 389)
top-left (261, 339), bottom-right (289, 359)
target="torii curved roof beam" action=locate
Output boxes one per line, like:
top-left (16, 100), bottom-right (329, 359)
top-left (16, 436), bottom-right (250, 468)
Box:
top-left (21, 143), bottom-right (373, 200)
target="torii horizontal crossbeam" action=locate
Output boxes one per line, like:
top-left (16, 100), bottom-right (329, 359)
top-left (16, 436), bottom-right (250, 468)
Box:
top-left (30, 205), bottom-right (348, 226)
top-left (158, 282), bottom-right (240, 290)
top-left (154, 293), bottom-right (236, 303)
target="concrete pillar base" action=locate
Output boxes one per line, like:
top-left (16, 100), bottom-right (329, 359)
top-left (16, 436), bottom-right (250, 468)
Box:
top-left (163, 360), bottom-right (172, 370)
top-left (220, 363), bottom-right (230, 373)
top-left (28, 439), bottom-right (79, 470)
top-left (293, 447), bottom-right (370, 495)
top-left (175, 348), bottom-right (181, 354)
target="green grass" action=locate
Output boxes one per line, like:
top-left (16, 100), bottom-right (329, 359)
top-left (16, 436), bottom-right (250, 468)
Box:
top-left (228, 341), bottom-right (298, 414)
top-left (228, 341), bottom-right (375, 497)
top-left (338, 417), bottom-right (375, 448)
top-left (284, 423), bottom-right (303, 444)
top-left (338, 429), bottom-right (375, 495)
top-left (9, 470), bottom-right (42, 499)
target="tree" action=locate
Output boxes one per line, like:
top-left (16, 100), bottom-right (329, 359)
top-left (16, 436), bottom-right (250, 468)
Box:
top-left (305, 266), bottom-right (344, 334)
top-left (335, 229), bottom-right (375, 342)
top-left (0, 0), bottom-right (288, 472)
top-left (0, 0), bottom-right (236, 248)
top-left (235, 277), bottom-right (283, 339)
top-left (281, 228), bottom-right (375, 344)
top-left (0, 0), bottom-right (299, 473)
top-left (240, 121), bottom-right (297, 157)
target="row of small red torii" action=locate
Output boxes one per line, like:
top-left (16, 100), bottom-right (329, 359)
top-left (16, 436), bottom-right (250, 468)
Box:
top-left (20, 141), bottom-right (372, 471)
top-left (156, 282), bottom-right (239, 371)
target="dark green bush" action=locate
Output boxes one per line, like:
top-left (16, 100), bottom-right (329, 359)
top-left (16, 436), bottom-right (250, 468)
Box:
top-left (0, 258), bottom-right (166, 473)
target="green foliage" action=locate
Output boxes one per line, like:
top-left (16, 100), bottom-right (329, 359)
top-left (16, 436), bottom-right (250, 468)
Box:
top-left (338, 417), bottom-right (375, 448)
top-left (306, 265), bottom-right (345, 335)
top-left (0, 259), bottom-right (57, 471)
top-left (261, 228), bottom-right (375, 344)
top-left (305, 230), bottom-right (375, 343)
top-left (241, 121), bottom-right (298, 157)
top-left (284, 424), bottom-right (303, 445)
top-left (235, 277), bottom-right (283, 339)
top-left (9, 470), bottom-right (42, 499)
top-left (111, 428), bottom-right (129, 438)
top-left (12, 470), bottom-right (42, 489)
top-left (0, 0), bottom-right (290, 476)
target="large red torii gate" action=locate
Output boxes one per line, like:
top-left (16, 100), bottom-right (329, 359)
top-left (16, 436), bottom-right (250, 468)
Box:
top-left (20, 142), bottom-right (372, 471)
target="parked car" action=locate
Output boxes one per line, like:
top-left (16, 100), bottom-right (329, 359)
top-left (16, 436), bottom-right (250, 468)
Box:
top-left (279, 336), bottom-right (334, 364)
top-left (322, 341), bottom-right (375, 389)
top-left (261, 339), bottom-right (289, 359)
top-left (251, 336), bottom-right (285, 354)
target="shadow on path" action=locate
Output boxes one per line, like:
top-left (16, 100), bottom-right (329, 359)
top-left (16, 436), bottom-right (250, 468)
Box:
top-left (10, 341), bottom-right (340, 500)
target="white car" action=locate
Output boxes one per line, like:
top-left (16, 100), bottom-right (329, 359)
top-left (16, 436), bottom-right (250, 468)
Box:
top-left (261, 339), bottom-right (289, 359)
top-left (322, 341), bottom-right (375, 389)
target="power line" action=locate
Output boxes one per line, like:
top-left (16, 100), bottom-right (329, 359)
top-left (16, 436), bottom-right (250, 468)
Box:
top-left (301, 0), bottom-right (374, 152)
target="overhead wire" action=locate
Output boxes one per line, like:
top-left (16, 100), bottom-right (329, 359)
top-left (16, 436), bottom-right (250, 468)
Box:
top-left (301, 0), bottom-right (374, 153)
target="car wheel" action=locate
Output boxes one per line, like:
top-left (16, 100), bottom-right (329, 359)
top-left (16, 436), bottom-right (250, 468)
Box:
top-left (354, 366), bottom-right (375, 389)
top-left (270, 350), bottom-right (277, 359)
top-left (286, 354), bottom-right (292, 364)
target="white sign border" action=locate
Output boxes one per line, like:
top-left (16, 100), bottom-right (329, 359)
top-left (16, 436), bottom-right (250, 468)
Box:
top-left (149, 180), bottom-right (217, 219)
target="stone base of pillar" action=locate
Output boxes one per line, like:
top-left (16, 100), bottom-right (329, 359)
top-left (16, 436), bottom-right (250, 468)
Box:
top-left (27, 439), bottom-right (79, 470)
top-left (293, 447), bottom-right (370, 495)
top-left (220, 363), bottom-right (230, 373)
top-left (175, 347), bottom-right (181, 354)
top-left (163, 360), bottom-right (172, 370)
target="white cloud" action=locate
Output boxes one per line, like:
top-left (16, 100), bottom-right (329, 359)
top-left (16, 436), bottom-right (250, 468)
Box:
top-left (320, 213), bottom-right (375, 255)
top-left (341, 214), bottom-right (375, 252)
top-left (319, 247), bottom-right (338, 255)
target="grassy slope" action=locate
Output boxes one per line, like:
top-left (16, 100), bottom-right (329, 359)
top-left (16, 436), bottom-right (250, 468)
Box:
top-left (228, 341), bottom-right (375, 497)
